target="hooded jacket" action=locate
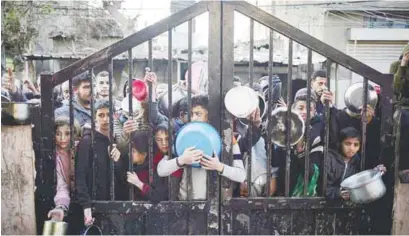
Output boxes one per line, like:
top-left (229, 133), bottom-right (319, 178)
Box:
top-left (390, 43), bottom-right (409, 102)
top-left (327, 108), bottom-right (381, 169)
top-left (55, 97), bottom-right (91, 127)
top-left (325, 149), bottom-right (360, 200)
top-left (75, 129), bottom-right (111, 209)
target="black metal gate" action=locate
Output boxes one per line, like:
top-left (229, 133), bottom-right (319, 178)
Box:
top-left (37, 1), bottom-right (395, 234)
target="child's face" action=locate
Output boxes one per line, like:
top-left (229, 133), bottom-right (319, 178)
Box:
top-left (132, 148), bottom-right (146, 164)
top-left (55, 125), bottom-right (70, 150)
top-left (191, 105), bottom-right (208, 122)
top-left (292, 101), bottom-right (316, 121)
top-left (155, 130), bottom-right (169, 154)
top-left (341, 137), bottom-right (360, 159)
top-left (95, 108), bottom-right (110, 132)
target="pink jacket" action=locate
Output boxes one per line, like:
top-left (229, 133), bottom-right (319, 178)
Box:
top-left (54, 150), bottom-right (71, 209)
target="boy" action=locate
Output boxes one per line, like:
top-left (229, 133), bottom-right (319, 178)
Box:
top-left (75, 100), bottom-right (121, 226)
top-left (157, 94), bottom-right (246, 200)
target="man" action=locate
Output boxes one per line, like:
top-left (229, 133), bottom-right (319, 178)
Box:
top-left (55, 71), bottom-right (91, 127)
top-left (390, 43), bottom-right (409, 172)
top-left (309, 70), bottom-right (334, 116)
top-left (75, 100), bottom-right (121, 226)
top-left (1, 69), bottom-right (27, 102)
top-left (94, 71), bottom-right (121, 111)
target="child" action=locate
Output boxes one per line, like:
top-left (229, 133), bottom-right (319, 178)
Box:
top-left (47, 117), bottom-right (79, 221)
top-left (75, 100), bottom-right (121, 226)
top-left (273, 93), bottom-right (324, 197)
top-left (326, 127), bottom-right (386, 200)
top-left (157, 94), bottom-right (246, 200)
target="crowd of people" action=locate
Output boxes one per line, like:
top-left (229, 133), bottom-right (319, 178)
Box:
top-left (1, 42), bottom-right (408, 232)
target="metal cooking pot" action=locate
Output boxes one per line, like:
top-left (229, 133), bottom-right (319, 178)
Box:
top-left (81, 224), bottom-right (103, 235)
top-left (251, 173), bottom-right (267, 196)
top-left (238, 93), bottom-right (267, 126)
top-left (344, 82), bottom-right (378, 116)
top-left (269, 107), bottom-right (305, 147)
top-left (1, 102), bottom-right (34, 125)
top-left (158, 85), bottom-right (187, 117)
top-left (42, 220), bottom-right (68, 235)
top-left (340, 169), bottom-right (386, 204)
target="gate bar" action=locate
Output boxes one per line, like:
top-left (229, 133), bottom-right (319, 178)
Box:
top-left (266, 30), bottom-right (274, 197)
top-left (89, 69), bottom-right (97, 200)
top-left (360, 77), bottom-right (369, 170)
top-left (148, 40), bottom-right (154, 185)
top-left (68, 72), bottom-right (75, 195)
top-left (167, 29), bottom-right (174, 200)
top-left (285, 39), bottom-right (293, 197)
top-left (247, 18), bottom-right (254, 197)
top-left (127, 49), bottom-right (134, 200)
top-left (323, 59), bottom-right (332, 195)
top-left (304, 49), bottom-right (313, 196)
top-left (187, 19), bottom-right (193, 201)
top-left (108, 58), bottom-right (115, 200)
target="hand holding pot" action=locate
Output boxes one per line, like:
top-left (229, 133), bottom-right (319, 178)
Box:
top-left (84, 208), bottom-right (95, 226)
top-left (340, 189), bottom-right (350, 201)
top-left (48, 207), bottom-right (65, 221)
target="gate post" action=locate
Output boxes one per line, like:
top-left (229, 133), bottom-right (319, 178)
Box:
top-left (36, 73), bottom-right (56, 234)
top-left (208, 1), bottom-right (222, 234)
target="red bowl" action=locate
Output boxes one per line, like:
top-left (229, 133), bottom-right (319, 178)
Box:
top-left (132, 79), bottom-right (148, 101)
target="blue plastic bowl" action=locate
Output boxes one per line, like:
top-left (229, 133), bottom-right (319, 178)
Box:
top-left (175, 122), bottom-right (222, 168)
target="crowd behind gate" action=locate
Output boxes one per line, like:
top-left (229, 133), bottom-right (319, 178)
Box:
top-left (1, 43), bottom-right (408, 233)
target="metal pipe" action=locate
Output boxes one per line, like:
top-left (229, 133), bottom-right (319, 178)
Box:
top-left (361, 77), bottom-right (369, 170)
top-left (89, 69), bottom-right (97, 200)
top-left (266, 30), bottom-right (273, 197)
top-left (187, 19), bottom-right (193, 201)
top-left (167, 29), bottom-right (173, 200)
top-left (285, 39), bottom-right (293, 197)
top-left (127, 49), bottom-right (134, 200)
top-left (148, 40), bottom-right (154, 186)
top-left (323, 59), bottom-right (332, 195)
top-left (304, 49), bottom-right (312, 196)
top-left (108, 59), bottom-right (115, 200)
top-left (247, 18), bottom-right (254, 197)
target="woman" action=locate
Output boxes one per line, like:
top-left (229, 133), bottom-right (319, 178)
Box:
top-left (47, 117), bottom-right (79, 220)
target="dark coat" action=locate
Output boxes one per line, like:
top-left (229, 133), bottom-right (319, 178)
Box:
top-left (75, 129), bottom-right (111, 209)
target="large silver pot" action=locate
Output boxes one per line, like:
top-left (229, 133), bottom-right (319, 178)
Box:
top-left (1, 102), bottom-right (33, 125)
top-left (158, 84), bottom-right (187, 117)
top-left (344, 82), bottom-right (378, 116)
top-left (340, 169), bottom-right (386, 204)
top-left (42, 220), bottom-right (68, 235)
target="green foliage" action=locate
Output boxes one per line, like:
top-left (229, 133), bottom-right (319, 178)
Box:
top-left (1, 1), bottom-right (55, 56)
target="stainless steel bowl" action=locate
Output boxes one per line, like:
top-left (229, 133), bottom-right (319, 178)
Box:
top-left (344, 82), bottom-right (378, 115)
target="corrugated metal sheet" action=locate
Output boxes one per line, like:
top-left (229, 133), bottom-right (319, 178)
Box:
top-left (347, 41), bottom-right (408, 73)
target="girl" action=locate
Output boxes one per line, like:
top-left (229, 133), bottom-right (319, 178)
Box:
top-left (122, 124), bottom-right (179, 202)
top-left (47, 117), bottom-right (79, 221)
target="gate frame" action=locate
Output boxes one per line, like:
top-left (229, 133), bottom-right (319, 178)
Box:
top-left (38, 1), bottom-right (395, 234)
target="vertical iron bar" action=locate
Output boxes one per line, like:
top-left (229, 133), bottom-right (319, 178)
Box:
top-left (89, 69), bottom-right (97, 200)
top-left (266, 30), bottom-right (273, 197)
top-left (323, 59), bottom-right (332, 195)
top-left (361, 77), bottom-right (369, 170)
top-left (127, 49), bottom-right (134, 200)
top-left (285, 39), bottom-right (293, 197)
top-left (167, 29), bottom-right (173, 200)
top-left (40, 73), bottom-right (55, 205)
top-left (187, 19), bottom-right (193, 201)
top-left (148, 40), bottom-right (154, 186)
top-left (247, 18), bottom-right (254, 197)
top-left (304, 49), bottom-right (312, 196)
top-left (108, 59), bottom-right (115, 200)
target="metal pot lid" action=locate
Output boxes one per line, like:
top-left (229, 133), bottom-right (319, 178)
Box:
top-left (344, 82), bottom-right (378, 115)
top-left (269, 107), bottom-right (305, 147)
top-left (224, 86), bottom-right (258, 118)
